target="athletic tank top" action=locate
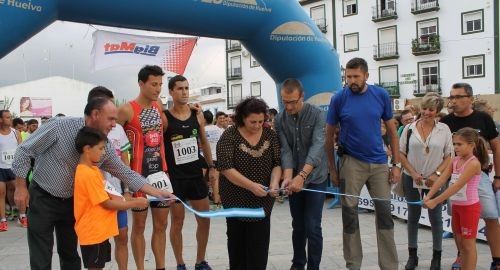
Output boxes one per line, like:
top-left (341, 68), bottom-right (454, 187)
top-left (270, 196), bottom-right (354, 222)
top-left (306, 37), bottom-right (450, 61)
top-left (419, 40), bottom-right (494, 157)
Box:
top-left (164, 110), bottom-right (203, 180)
top-left (450, 156), bottom-right (481, 206)
top-left (124, 101), bottom-right (167, 177)
top-left (0, 128), bottom-right (18, 169)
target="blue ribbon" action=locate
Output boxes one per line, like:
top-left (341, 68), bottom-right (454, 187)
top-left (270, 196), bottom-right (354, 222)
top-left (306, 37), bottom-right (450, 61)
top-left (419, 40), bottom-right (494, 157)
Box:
top-left (301, 188), bottom-right (423, 205)
top-left (148, 198), bottom-right (265, 218)
top-left (267, 187), bottom-right (423, 205)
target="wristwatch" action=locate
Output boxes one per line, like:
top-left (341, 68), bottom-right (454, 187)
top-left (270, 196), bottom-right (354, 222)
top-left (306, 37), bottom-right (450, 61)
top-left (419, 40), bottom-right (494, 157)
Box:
top-left (392, 163), bottom-right (401, 168)
top-left (435, 170), bottom-right (442, 177)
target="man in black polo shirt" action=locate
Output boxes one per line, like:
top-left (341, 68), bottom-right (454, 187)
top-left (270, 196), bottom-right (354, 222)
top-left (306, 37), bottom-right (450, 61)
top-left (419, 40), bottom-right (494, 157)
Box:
top-left (440, 82), bottom-right (500, 270)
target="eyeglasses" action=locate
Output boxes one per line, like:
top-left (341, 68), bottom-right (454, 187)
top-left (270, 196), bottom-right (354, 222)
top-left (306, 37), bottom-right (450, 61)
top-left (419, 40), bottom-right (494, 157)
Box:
top-left (448, 95), bottom-right (471, 100)
top-left (282, 99), bottom-right (300, 106)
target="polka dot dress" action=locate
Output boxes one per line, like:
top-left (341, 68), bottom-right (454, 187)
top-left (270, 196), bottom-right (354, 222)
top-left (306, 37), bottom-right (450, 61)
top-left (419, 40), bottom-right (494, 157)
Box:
top-left (216, 126), bottom-right (281, 222)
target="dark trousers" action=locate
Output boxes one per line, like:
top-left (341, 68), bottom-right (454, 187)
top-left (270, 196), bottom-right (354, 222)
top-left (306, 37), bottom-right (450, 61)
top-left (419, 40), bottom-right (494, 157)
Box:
top-left (289, 181), bottom-right (327, 270)
top-left (226, 216), bottom-right (271, 270)
top-left (28, 181), bottom-right (81, 270)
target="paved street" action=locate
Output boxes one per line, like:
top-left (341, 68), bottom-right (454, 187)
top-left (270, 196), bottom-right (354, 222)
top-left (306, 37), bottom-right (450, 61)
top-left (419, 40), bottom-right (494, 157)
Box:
top-left (0, 199), bottom-right (491, 270)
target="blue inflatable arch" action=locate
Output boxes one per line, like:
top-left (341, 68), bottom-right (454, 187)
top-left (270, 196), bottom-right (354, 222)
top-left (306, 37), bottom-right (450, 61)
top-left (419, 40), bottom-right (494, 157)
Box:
top-left (0, 0), bottom-right (341, 108)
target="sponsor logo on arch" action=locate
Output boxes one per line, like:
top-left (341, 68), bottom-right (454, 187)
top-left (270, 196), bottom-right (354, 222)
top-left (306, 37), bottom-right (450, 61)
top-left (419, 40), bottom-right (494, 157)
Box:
top-left (200, 0), bottom-right (271, 13)
top-left (270, 21), bottom-right (328, 43)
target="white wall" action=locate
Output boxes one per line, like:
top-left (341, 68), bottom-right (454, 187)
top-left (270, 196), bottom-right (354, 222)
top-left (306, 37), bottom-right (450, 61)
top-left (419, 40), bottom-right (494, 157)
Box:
top-left (0, 76), bottom-right (93, 118)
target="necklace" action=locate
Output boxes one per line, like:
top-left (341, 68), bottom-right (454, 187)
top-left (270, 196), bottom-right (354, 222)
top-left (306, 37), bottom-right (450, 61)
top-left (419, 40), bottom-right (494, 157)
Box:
top-left (418, 120), bottom-right (435, 154)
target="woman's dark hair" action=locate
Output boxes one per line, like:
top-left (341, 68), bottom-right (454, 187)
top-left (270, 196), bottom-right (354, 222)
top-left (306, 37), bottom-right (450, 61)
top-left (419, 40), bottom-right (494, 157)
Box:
top-left (233, 97), bottom-right (268, 127)
top-left (75, 126), bottom-right (107, 154)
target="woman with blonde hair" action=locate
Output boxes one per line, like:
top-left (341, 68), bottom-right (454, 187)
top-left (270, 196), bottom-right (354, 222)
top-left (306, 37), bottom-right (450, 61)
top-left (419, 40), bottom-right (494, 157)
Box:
top-left (400, 92), bottom-right (453, 270)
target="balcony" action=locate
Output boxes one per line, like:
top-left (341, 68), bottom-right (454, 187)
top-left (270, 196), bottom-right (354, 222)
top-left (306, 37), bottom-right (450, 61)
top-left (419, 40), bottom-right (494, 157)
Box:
top-left (313, 18), bottom-right (327, 33)
top-left (227, 67), bottom-right (242, 80)
top-left (412, 35), bottom-right (440, 56)
top-left (413, 80), bottom-right (441, 97)
top-left (377, 81), bottom-right (400, 97)
top-left (372, 5), bottom-right (397, 22)
top-left (373, 42), bottom-right (399, 61)
top-left (411, 0), bottom-right (439, 14)
top-left (226, 42), bottom-right (241, 52)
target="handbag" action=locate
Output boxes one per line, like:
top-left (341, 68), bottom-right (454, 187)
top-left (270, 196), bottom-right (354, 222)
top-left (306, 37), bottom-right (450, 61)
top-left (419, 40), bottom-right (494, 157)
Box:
top-left (392, 127), bottom-right (413, 198)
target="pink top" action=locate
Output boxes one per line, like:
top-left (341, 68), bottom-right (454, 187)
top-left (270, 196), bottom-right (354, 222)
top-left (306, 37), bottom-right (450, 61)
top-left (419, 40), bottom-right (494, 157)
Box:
top-left (451, 156), bottom-right (480, 206)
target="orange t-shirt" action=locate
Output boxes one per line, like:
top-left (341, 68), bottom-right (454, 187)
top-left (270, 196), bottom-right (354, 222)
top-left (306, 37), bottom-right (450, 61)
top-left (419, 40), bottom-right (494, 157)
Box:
top-left (74, 164), bottom-right (118, 245)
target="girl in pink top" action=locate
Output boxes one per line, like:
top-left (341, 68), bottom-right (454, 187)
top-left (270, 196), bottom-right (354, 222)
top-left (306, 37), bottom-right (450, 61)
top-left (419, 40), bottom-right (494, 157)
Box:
top-left (425, 127), bottom-right (489, 270)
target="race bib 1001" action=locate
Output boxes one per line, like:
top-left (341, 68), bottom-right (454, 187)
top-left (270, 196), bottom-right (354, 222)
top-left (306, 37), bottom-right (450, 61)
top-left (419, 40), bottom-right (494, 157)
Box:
top-left (450, 173), bottom-right (467, 201)
top-left (1, 149), bottom-right (16, 165)
top-left (172, 137), bottom-right (198, 165)
top-left (146, 171), bottom-right (174, 201)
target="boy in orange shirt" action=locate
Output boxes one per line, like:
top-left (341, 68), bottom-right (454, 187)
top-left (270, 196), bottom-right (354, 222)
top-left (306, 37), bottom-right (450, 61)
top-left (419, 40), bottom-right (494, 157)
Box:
top-left (74, 127), bottom-right (148, 269)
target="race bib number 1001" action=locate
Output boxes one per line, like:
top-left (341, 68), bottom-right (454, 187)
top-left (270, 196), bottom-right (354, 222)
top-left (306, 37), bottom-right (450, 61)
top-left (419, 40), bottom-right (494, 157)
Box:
top-left (146, 171), bottom-right (174, 201)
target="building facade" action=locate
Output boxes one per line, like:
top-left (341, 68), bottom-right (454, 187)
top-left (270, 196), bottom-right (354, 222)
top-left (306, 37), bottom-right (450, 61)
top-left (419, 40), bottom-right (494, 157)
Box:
top-left (336, 0), bottom-right (498, 100)
top-left (226, 0), bottom-right (500, 110)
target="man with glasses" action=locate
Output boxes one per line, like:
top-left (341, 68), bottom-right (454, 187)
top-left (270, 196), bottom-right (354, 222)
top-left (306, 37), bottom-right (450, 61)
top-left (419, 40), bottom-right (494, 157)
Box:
top-left (440, 82), bottom-right (500, 270)
top-left (275, 78), bottom-right (328, 270)
top-left (325, 57), bottom-right (400, 270)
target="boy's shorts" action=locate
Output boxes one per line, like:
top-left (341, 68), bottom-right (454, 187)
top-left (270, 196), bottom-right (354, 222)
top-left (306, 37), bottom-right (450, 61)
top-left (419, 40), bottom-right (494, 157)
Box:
top-left (452, 202), bottom-right (481, 239)
top-left (117, 210), bottom-right (127, 229)
top-left (80, 239), bottom-right (111, 269)
top-left (0, 168), bottom-right (15, 182)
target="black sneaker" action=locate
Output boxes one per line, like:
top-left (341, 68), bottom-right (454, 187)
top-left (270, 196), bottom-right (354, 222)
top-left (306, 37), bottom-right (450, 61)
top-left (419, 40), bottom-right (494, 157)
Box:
top-left (290, 264), bottom-right (305, 270)
top-left (195, 261), bottom-right (212, 270)
top-left (176, 264), bottom-right (187, 270)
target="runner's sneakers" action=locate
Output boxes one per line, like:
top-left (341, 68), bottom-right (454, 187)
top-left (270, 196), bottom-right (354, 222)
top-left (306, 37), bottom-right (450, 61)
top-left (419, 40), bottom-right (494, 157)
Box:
top-left (18, 217), bottom-right (28, 228)
top-left (195, 261), bottom-right (213, 270)
top-left (176, 264), bottom-right (187, 270)
top-left (0, 220), bottom-right (8, 232)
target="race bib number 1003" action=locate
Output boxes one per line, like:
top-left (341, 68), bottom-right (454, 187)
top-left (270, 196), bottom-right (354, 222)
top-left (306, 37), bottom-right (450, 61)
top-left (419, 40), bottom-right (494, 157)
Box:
top-left (172, 137), bottom-right (198, 165)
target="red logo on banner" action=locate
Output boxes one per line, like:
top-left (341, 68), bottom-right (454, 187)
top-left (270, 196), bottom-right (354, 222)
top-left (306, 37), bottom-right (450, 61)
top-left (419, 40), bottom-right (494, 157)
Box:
top-left (161, 38), bottom-right (197, 75)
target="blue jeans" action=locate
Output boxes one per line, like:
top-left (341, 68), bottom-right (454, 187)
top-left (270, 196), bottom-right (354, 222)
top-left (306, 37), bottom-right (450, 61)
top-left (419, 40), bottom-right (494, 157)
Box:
top-left (402, 173), bottom-right (443, 251)
top-left (289, 180), bottom-right (327, 270)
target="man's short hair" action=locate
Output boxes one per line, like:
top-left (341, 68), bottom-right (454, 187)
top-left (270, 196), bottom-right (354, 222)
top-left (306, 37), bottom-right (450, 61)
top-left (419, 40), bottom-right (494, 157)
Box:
top-left (400, 109), bottom-right (412, 116)
top-left (203, 110), bottom-right (214, 125)
top-left (346, 57), bottom-right (368, 72)
top-left (13, 118), bottom-right (24, 126)
top-left (26, 119), bottom-right (38, 125)
top-left (138, 65), bottom-right (165, 83)
top-left (84, 97), bottom-right (111, 117)
top-left (168, 75), bottom-right (188, 90)
top-left (452, 82), bottom-right (473, 96)
top-left (268, 108), bottom-right (278, 117)
top-left (75, 126), bottom-right (108, 154)
top-left (0, 110), bottom-right (9, 119)
top-left (215, 111), bottom-right (227, 119)
top-left (281, 78), bottom-right (304, 95)
top-left (88, 86), bottom-right (114, 102)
